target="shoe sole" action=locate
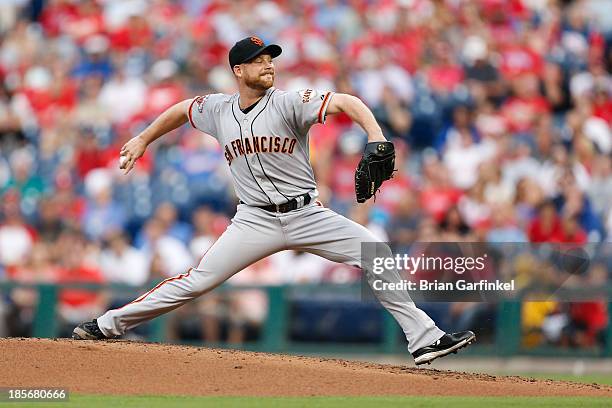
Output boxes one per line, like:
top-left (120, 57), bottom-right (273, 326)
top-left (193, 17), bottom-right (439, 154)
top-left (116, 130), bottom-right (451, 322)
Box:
top-left (72, 327), bottom-right (103, 340)
top-left (414, 333), bottom-right (476, 366)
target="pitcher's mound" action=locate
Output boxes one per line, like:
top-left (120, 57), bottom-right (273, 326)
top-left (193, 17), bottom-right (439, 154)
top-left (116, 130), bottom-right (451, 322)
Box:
top-left (0, 338), bottom-right (609, 397)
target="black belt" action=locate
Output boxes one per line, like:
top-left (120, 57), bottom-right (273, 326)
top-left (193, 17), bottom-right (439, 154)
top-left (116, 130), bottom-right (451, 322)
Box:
top-left (241, 193), bottom-right (311, 213)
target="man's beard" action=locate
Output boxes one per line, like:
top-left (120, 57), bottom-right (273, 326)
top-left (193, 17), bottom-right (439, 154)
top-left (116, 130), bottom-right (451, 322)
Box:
top-left (244, 73), bottom-right (274, 90)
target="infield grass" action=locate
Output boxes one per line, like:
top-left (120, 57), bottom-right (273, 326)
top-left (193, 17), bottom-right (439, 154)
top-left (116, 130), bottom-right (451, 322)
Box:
top-left (525, 373), bottom-right (612, 385)
top-left (5, 396), bottom-right (611, 408)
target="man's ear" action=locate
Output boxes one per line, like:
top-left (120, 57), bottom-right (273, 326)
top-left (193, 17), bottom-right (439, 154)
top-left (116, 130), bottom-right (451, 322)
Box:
top-left (232, 65), bottom-right (242, 78)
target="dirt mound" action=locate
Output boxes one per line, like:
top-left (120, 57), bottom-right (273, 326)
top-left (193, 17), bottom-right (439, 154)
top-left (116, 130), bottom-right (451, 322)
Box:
top-left (0, 338), bottom-right (609, 397)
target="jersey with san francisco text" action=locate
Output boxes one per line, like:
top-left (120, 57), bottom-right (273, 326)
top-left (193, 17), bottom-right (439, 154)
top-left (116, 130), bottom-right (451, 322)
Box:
top-left (187, 87), bottom-right (334, 206)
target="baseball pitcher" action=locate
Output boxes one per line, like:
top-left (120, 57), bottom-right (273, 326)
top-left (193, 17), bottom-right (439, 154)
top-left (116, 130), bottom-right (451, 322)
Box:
top-left (73, 37), bottom-right (475, 365)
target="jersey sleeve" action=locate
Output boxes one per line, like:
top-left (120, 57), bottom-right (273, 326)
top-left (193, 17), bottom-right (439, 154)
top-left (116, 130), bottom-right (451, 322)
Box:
top-left (187, 94), bottom-right (218, 136)
top-left (281, 89), bottom-right (335, 131)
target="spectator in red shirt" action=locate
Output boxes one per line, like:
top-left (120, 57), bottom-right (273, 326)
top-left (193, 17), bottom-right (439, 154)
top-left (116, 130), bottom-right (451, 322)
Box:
top-left (502, 73), bottom-right (550, 134)
top-left (39, 0), bottom-right (79, 37)
top-left (108, 13), bottom-right (154, 52)
top-left (53, 172), bottom-right (87, 226)
top-left (499, 37), bottom-right (544, 79)
top-left (54, 229), bottom-right (106, 328)
top-left (385, 10), bottom-right (425, 74)
top-left (528, 200), bottom-right (562, 243)
top-left (426, 41), bottom-right (464, 95)
top-left (419, 155), bottom-right (463, 222)
top-left (75, 130), bottom-right (106, 180)
top-left (142, 60), bottom-right (185, 120)
top-left (5, 243), bottom-right (60, 337)
top-left (196, 30), bottom-right (229, 67)
top-left (592, 83), bottom-right (612, 125)
top-left (551, 215), bottom-right (588, 244)
top-left (22, 64), bottom-right (78, 128)
top-left (564, 302), bottom-right (608, 347)
top-left (62, 0), bottom-right (105, 44)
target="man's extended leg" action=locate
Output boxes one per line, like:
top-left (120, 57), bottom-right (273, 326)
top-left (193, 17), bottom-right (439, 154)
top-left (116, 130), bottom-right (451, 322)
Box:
top-left (79, 205), bottom-right (286, 338)
top-left (282, 203), bottom-right (473, 361)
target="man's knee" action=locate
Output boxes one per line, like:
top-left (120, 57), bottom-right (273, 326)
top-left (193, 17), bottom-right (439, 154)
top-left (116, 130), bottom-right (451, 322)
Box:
top-left (189, 267), bottom-right (232, 296)
top-left (360, 242), bottom-right (394, 276)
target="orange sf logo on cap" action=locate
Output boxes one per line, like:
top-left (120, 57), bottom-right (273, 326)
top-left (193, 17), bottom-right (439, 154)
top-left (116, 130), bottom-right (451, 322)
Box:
top-left (250, 36), bottom-right (264, 46)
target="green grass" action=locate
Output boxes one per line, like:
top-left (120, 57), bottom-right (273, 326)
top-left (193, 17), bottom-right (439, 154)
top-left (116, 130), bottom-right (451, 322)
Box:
top-left (524, 373), bottom-right (612, 386)
top-left (4, 396), bottom-right (611, 408)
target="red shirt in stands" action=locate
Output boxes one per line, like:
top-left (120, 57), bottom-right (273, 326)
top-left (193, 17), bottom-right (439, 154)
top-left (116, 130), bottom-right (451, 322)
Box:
top-left (23, 80), bottom-right (78, 127)
top-left (143, 83), bottom-right (185, 119)
top-left (374, 175), bottom-right (413, 215)
top-left (75, 144), bottom-right (106, 180)
top-left (550, 226), bottom-right (587, 244)
top-left (108, 17), bottom-right (154, 51)
top-left (570, 302), bottom-right (608, 342)
top-left (39, 2), bottom-right (79, 37)
top-left (62, 3), bottom-right (105, 43)
top-left (427, 64), bottom-right (464, 94)
top-left (499, 45), bottom-right (543, 79)
top-left (332, 155), bottom-right (362, 202)
top-left (56, 265), bottom-right (105, 308)
top-left (528, 216), bottom-right (562, 243)
top-left (502, 95), bottom-right (549, 133)
top-left (419, 187), bottom-right (463, 222)
top-left (593, 99), bottom-right (612, 124)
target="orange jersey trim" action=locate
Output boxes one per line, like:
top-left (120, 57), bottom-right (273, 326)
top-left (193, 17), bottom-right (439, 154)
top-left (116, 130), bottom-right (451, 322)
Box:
top-left (318, 92), bottom-right (332, 124)
top-left (116, 268), bottom-right (192, 311)
top-left (187, 97), bottom-right (199, 129)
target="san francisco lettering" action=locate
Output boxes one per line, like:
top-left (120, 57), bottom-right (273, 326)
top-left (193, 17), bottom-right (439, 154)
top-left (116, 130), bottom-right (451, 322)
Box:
top-left (225, 136), bottom-right (297, 166)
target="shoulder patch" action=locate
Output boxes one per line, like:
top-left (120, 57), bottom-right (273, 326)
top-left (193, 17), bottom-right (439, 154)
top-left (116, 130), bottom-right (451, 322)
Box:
top-left (195, 95), bottom-right (210, 113)
top-left (298, 89), bottom-right (317, 103)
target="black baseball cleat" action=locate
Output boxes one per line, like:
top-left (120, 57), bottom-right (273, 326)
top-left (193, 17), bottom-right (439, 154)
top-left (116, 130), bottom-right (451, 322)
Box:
top-left (412, 331), bottom-right (476, 366)
top-left (72, 319), bottom-right (108, 340)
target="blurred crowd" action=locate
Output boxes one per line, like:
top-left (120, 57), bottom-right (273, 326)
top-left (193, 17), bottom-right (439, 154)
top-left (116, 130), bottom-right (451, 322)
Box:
top-left (0, 0), bottom-right (611, 347)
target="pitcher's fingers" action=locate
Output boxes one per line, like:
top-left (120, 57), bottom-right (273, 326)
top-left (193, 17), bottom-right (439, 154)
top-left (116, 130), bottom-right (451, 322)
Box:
top-left (128, 156), bottom-right (138, 172)
top-left (123, 156), bottom-right (136, 175)
top-left (126, 157), bottom-right (136, 173)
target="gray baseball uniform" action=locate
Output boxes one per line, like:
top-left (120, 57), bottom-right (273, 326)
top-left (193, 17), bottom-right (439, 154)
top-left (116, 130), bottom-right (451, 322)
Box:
top-left (96, 87), bottom-right (444, 352)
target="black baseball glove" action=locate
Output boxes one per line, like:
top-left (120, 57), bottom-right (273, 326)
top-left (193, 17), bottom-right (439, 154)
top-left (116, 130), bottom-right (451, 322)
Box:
top-left (354, 141), bottom-right (396, 203)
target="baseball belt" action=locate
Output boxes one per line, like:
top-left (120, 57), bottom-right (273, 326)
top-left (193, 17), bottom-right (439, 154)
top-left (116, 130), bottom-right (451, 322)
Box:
top-left (241, 192), bottom-right (311, 213)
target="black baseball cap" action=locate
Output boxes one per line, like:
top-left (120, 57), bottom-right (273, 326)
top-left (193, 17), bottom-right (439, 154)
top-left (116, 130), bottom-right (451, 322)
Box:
top-left (228, 36), bottom-right (282, 68)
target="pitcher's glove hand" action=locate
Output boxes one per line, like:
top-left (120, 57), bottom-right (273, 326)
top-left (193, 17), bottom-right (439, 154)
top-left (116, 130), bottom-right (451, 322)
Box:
top-left (354, 141), bottom-right (396, 203)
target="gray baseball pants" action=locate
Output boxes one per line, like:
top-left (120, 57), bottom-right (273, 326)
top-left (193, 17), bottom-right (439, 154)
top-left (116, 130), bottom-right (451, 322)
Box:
top-left (97, 202), bottom-right (444, 352)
